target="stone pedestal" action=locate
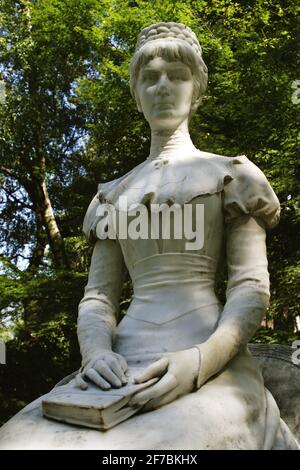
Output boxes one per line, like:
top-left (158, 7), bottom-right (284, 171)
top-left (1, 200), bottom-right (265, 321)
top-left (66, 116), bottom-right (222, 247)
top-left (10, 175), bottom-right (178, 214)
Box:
top-left (249, 343), bottom-right (300, 441)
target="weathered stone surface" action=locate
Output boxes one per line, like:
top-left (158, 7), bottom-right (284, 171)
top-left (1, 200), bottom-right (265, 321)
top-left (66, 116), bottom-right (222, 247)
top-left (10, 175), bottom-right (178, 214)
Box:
top-left (249, 343), bottom-right (300, 441)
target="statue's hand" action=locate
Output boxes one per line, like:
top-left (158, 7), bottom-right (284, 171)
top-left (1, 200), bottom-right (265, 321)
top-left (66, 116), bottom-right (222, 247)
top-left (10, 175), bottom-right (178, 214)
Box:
top-left (75, 351), bottom-right (128, 390)
top-left (129, 347), bottom-right (200, 411)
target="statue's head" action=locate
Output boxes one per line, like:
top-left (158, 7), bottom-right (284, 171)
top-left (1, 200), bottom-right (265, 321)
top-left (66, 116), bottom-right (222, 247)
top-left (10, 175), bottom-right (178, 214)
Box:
top-left (129, 22), bottom-right (208, 130)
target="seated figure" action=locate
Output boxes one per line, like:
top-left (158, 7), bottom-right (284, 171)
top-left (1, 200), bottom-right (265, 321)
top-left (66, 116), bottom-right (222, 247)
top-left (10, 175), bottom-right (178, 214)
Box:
top-left (0, 22), bottom-right (299, 450)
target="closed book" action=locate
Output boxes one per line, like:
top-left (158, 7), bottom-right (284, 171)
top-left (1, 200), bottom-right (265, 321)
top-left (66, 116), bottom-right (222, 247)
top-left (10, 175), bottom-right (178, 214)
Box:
top-left (42, 369), bottom-right (157, 431)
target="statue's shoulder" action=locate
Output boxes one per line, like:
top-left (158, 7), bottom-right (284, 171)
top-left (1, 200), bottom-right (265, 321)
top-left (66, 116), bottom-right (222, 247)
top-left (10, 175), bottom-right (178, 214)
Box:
top-left (82, 164), bottom-right (144, 242)
top-left (208, 153), bottom-right (281, 229)
top-left (197, 151), bottom-right (266, 180)
top-left (197, 150), bottom-right (275, 190)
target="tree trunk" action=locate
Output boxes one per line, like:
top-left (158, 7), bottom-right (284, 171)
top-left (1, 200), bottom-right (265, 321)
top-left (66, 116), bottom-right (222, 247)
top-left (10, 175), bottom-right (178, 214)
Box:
top-left (28, 179), bottom-right (69, 270)
top-left (27, 209), bottom-right (47, 273)
top-left (40, 179), bottom-right (69, 270)
top-left (23, 169), bottom-right (69, 271)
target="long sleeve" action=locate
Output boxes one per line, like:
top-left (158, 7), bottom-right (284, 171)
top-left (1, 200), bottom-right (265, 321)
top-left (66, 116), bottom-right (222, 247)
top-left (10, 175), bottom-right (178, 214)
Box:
top-left (195, 156), bottom-right (281, 388)
top-left (78, 239), bottom-right (125, 367)
top-left (196, 216), bottom-right (270, 386)
top-left (77, 196), bottom-right (126, 368)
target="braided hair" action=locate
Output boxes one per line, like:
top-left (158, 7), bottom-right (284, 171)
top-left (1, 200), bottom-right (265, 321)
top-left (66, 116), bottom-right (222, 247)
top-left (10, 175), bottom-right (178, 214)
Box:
top-left (129, 22), bottom-right (208, 114)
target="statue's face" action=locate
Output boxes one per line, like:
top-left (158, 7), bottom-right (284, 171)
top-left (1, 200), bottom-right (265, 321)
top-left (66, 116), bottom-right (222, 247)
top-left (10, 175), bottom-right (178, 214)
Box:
top-left (136, 57), bottom-right (194, 131)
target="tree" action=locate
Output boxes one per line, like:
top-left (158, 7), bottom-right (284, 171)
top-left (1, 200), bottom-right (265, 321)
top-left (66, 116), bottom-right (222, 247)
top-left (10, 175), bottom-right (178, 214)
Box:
top-left (0, 0), bottom-right (99, 270)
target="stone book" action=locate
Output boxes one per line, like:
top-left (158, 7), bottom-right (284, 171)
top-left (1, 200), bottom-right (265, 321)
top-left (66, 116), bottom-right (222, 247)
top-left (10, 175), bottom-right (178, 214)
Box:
top-left (42, 370), bottom-right (158, 431)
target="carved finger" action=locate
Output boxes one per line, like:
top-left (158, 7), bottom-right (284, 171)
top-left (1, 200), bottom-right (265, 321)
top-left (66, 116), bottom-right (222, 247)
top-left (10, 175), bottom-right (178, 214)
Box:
top-left (130, 372), bottom-right (177, 405)
top-left (85, 368), bottom-right (111, 389)
top-left (108, 357), bottom-right (128, 384)
top-left (143, 388), bottom-right (179, 411)
top-left (134, 357), bottom-right (169, 384)
top-left (75, 373), bottom-right (88, 390)
top-left (115, 353), bottom-right (128, 373)
top-left (93, 360), bottom-right (122, 388)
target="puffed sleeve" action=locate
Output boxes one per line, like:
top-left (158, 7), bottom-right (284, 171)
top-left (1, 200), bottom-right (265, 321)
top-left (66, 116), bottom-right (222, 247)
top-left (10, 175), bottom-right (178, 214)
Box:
top-left (223, 155), bottom-right (281, 229)
top-left (195, 156), bottom-right (280, 388)
top-left (78, 196), bottom-right (126, 368)
top-left (82, 193), bottom-right (116, 244)
top-left (82, 195), bottom-right (100, 243)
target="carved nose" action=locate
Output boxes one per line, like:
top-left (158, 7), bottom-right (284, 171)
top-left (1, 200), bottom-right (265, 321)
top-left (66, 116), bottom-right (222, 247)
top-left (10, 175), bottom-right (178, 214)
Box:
top-left (157, 75), bottom-right (170, 96)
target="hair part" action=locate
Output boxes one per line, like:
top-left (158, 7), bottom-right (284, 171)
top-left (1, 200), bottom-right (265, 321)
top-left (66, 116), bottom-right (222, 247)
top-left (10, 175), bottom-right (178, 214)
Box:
top-left (129, 39), bottom-right (208, 115)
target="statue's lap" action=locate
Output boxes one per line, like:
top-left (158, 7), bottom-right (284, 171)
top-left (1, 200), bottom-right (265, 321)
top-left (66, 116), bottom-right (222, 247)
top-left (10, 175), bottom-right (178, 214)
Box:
top-left (0, 351), bottom-right (270, 450)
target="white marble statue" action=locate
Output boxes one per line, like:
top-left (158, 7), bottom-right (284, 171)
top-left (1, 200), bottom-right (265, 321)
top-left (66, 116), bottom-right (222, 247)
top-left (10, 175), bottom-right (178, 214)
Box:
top-left (0, 22), bottom-right (299, 450)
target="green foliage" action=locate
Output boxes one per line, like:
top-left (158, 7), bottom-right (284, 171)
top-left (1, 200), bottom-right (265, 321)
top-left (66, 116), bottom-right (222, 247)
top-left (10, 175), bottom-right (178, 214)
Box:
top-left (0, 0), bottom-right (299, 424)
top-left (0, 267), bottom-right (87, 425)
top-left (253, 327), bottom-right (300, 346)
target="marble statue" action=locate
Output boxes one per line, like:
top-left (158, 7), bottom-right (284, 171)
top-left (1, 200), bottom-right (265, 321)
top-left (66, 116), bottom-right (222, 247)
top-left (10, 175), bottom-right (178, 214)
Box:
top-left (0, 22), bottom-right (299, 450)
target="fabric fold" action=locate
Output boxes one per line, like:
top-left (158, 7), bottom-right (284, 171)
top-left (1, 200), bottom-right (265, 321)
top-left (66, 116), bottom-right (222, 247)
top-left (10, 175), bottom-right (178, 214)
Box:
top-left (83, 151), bottom-right (281, 242)
top-left (97, 151), bottom-right (235, 209)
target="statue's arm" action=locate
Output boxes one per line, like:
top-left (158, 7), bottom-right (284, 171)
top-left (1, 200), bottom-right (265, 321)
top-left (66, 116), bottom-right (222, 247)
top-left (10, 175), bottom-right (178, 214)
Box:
top-left (195, 215), bottom-right (269, 387)
top-left (76, 239), bottom-right (127, 389)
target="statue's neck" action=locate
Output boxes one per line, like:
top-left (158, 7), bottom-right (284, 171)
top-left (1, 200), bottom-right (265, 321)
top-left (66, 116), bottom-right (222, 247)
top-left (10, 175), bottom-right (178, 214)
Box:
top-left (148, 125), bottom-right (197, 160)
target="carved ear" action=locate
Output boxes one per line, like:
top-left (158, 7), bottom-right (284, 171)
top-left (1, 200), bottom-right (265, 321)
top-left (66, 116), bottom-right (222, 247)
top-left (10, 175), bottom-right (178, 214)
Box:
top-left (191, 96), bottom-right (202, 112)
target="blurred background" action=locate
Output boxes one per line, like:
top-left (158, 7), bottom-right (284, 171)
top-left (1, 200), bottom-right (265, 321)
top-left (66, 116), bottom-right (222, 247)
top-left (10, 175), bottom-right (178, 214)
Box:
top-left (0, 0), bottom-right (299, 425)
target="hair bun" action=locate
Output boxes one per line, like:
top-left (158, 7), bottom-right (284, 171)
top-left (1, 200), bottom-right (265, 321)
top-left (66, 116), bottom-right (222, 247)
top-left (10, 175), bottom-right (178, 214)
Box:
top-left (136, 22), bottom-right (203, 58)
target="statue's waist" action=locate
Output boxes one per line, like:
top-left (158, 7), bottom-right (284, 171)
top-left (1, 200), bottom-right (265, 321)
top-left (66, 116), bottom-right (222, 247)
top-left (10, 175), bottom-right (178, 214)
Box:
top-left (131, 252), bottom-right (216, 284)
top-left (128, 252), bottom-right (219, 324)
top-left (128, 287), bottom-right (218, 324)
top-left (115, 300), bottom-right (222, 365)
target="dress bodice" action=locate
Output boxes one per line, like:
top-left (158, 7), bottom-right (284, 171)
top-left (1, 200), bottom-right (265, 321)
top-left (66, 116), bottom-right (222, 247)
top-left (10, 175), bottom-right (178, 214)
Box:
top-left (83, 150), bottom-right (280, 275)
top-left (114, 251), bottom-right (222, 366)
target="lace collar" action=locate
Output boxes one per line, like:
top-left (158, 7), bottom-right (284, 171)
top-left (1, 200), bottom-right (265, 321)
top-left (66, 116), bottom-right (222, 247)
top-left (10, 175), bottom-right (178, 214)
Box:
top-left (96, 150), bottom-right (241, 210)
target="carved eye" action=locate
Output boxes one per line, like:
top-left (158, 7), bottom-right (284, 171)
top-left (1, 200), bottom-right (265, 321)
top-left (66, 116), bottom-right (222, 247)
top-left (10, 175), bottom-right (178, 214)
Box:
top-left (168, 70), bottom-right (190, 81)
top-left (169, 74), bottom-right (181, 81)
top-left (141, 71), bottom-right (159, 84)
